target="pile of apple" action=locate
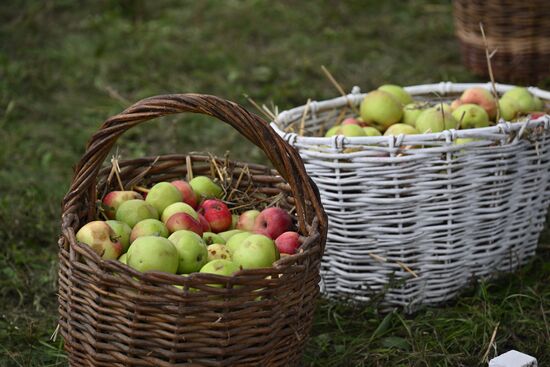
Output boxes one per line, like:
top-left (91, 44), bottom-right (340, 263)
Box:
top-left (324, 84), bottom-right (546, 139)
top-left (76, 176), bottom-right (301, 281)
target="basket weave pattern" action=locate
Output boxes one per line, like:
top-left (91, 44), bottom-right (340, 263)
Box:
top-left (453, 0), bottom-right (550, 83)
top-left (58, 95), bottom-right (327, 366)
top-left (272, 82), bottom-right (550, 311)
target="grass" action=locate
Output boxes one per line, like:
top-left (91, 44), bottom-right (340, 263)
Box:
top-left (0, 0), bottom-right (548, 366)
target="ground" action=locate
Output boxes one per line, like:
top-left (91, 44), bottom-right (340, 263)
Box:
top-left (0, 1), bottom-right (548, 366)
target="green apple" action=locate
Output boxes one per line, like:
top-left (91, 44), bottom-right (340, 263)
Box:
top-left (498, 98), bottom-right (520, 121)
top-left (199, 259), bottom-right (240, 287)
top-left (76, 220), bottom-right (123, 260)
top-left (415, 107), bottom-right (458, 133)
top-left (501, 87), bottom-right (536, 113)
top-left (378, 84), bottom-right (413, 105)
top-left (363, 126), bottom-right (382, 136)
top-left (226, 231), bottom-right (253, 253)
top-left (130, 219), bottom-right (169, 243)
top-left (161, 202), bottom-right (198, 223)
top-left (236, 210), bottom-right (261, 232)
top-left (383, 123), bottom-right (419, 136)
top-left (231, 234), bottom-right (280, 270)
top-left (324, 125), bottom-right (341, 137)
top-left (146, 182), bottom-right (182, 214)
top-left (118, 253), bottom-right (128, 264)
top-left (360, 90), bottom-right (403, 132)
top-left (207, 244), bottom-right (232, 261)
top-left (102, 190), bottom-right (143, 219)
top-left (127, 236), bottom-right (178, 274)
top-left (189, 176), bottom-right (223, 199)
top-left (402, 103), bottom-right (427, 127)
top-left (169, 230), bottom-right (208, 274)
top-left (105, 220), bottom-right (132, 252)
top-left (341, 124), bottom-right (365, 137)
top-left (203, 232), bottom-right (226, 245)
top-left (452, 104), bottom-right (490, 129)
top-left (218, 229), bottom-right (245, 242)
top-left (231, 214), bottom-right (239, 229)
top-left (115, 199), bottom-right (158, 228)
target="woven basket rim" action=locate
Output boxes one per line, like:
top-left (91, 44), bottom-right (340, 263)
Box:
top-left (272, 82), bottom-right (550, 145)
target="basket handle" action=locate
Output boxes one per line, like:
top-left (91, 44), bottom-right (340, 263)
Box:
top-left (62, 94), bottom-right (327, 235)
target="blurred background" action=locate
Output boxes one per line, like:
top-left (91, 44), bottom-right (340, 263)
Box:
top-left (1, 1), bottom-right (549, 366)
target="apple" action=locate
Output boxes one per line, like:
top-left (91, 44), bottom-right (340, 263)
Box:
top-left (360, 90), bottom-right (403, 132)
top-left (501, 87), bottom-right (536, 113)
top-left (324, 126), bottom-right (341, 137)
top-left (130, 219), bottom-right (169, 243)
top-left (383, 123), bottom-right (419, 136)
top-left (498, 98), bottom-right (520, 121)
top-left (207, 244), bottom-right (232, 261)
top-left (378, 84), bottom-right (413, 105)
top-left (230, 214), bottom-right (239, 229)
top-left (231, 234), bottom-right (280, 270)
top-left (199, 259), bottom-right (240, 287)
top-left (275, 231), bottom-right (301, 254)
top-left (203, 232), bottom-right (226, 245)
top-left (199, 199), bottom-right (232, 233)
top-left (434, 104), bottom-right (459, 130)
top-left (145, 182), bottom-right (182, 214)
top-left (253, 207), bottom-right (293, 240)
top-left (452, 104), bottom-right (490, 129)
top-left (105, 220), bottom-right (132, 252)
top-left (118, 252), bottom-right (127, 264)
top-left (76, 221), bottom-right (123, 260)
top-left (102, 191), bottom-right (143, 219)
top-left (415, 108), bottom-right (445, 133)
top-left (171, 180), bottom-right (198, 208)
top-left (451, 99), bottom-right (463, 111)
top-left (189, 176), bottom-right (223, 199)
top-left (341, 117), bottom-right (360, 125)
top-left (459, 87), bottom-right (497, 120)
top-left (115, 199), bottom-right (158, 228)
top-left (169, 230), bottom-right (208, 274)
top-left (161, 202), bottom-right (198, 223)
top-left (454, 138), bottom-right (476, 145)
top-left (402, 103), bottom-right (426, 127)
top-left (363, 126), bottom-right (382, 136)
top-left (226, 231), bottom-right (253, 253)
top-left (341, 124), bottom-right (366, 137)
top-left (237, 210), bottom-right (261, 232)
top-left (218, 229), bottom-right (245, 242)
top-left (198, 213), bottom-right (211, 233)
top-left (166, 212), bottom-right (203, 236)
top-left (126, 236), bottom-right (178, 274)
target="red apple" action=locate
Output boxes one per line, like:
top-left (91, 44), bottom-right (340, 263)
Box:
top-left (275, 231), bottom-right (301, 254)
top-left (236, 210), bottom-right (261, 232)
top-left (198, 213), bottom-right (211, 233)
top-left (199, 199), bottom-right (232, 233)
top-left (253, 207), bottom-right (293, 240)
top-left (102, 191), bottom-right (143, 219)
top-left (166, 212), bottom-right (203, 236)
top-left (171, 180), bottom-right (198, 208)
top-left (459, 87), bottom-right (497, 120)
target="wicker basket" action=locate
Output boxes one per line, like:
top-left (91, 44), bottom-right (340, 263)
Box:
top-left (271, 82), bottom-right (550, 311)
top-left (58, 94), bottom-right (327, 366)
top-left (453, 0), bottom-right (550, 84)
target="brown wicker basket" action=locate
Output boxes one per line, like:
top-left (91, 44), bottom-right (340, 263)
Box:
top-left (453, 0), bottom-right (550, 84)
top-left (58, 94), bottom-right (328, 366)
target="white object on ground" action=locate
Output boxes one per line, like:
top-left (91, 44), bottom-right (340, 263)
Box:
top-left (489, 350), bottom-right (537, 367)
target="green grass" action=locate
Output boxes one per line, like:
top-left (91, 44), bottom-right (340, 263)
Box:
top-left (0, 1), bottom-right (548, 366)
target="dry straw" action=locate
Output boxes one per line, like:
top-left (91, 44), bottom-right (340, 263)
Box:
top-left (58, 94), bottom-right (328, 366)
top-left (272, 82), bottom-right (550, 311)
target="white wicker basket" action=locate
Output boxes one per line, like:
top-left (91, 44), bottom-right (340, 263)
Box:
top-left (271, 82), bottom-right (550, 311)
